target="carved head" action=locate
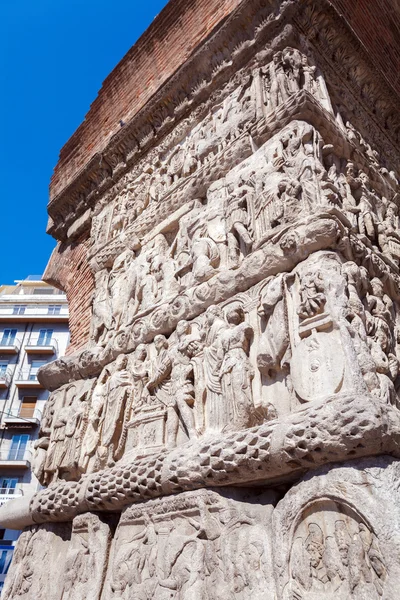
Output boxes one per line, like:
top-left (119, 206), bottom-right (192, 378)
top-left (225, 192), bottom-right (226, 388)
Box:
top-left (305, 523), bottom-right (324, 567)
top-left (115, 354), bottom-right (128, 371)
top-left (206, 305), bottom-right (224, 325)
top-left (226, 305), bottom-right (245, 325)
top-left (370, 277), bottom-right (384, 297)
top-left (359, 171), bottom-right (370, 186)
top-left (154, 335), bottom-right (168, 353)
top-left (135, 344), bottom-right (147, 361)
top-left (176, 321), bottom-right (191, 342)
top-left (247, 541), bottom-right (264, 569)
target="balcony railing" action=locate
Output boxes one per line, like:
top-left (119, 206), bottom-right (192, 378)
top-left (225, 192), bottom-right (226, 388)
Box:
top-left (0, 487), bottom-right (23, 506)
top-left (0, 337), bottom-right (21, 353)
top-left (15, 368), bottom-right (43, 386)
top-left (25, 335), bottom-right (58, 354)
top-left (0, 369), bottom-right (13, 387)
top-left (0, 450), bottom-right (32, 464)
top-left (0, 304), bottom-right (68, 320)
top-left (5, 407), bottom-right (42, 421)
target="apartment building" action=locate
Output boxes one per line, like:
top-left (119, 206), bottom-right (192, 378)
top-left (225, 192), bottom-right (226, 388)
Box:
top-left (0, 276), bottom-right (69, 592)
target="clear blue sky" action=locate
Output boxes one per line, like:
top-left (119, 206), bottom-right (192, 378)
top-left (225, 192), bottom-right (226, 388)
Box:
top-left (0, 0), bottom-right (169, 285)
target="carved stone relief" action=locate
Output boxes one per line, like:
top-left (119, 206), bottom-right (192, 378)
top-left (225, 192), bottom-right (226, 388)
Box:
top-left (61, 513), bottom-right (112, 600)
top-left (273, 457), bottom-right (400, 599)
top-left (101, 489), bottom-right (276, 600)
top-left (1, 523), bottom-right (70, 600)
top-left (4, 1), bottom-right (400, 597)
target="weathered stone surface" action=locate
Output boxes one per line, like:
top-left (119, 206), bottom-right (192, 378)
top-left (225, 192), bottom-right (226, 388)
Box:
top-left (3, 0), bottom-right (400, 596)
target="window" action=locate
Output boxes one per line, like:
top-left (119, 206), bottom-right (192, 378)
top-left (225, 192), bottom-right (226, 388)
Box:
top-left (33, 287), bottom-right (54, 295)
top-left (0, 479), bottom-right (18, 494)
top-left (0, 363), bottom-right (8, 378)
top-left (20, 397), bottom-right (37, 418)
top-left (0, 549), bottom-right (14, 576)
top-left (29, 360), bottom-right (46, 380)
top-left (12, 305), bottom-right (26, 315)
top-left (48, 305), bottom-right (61, 315)
top-left (8, 434), bottom-right (29, 461)
top-left (0, 329), bottom-right (17, 346)
top-left (37, 329), bottom-right (53, 346)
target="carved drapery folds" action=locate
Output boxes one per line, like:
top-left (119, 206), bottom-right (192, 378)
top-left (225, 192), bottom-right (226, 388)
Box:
top-left (7, 0), bottom-right (400, 598)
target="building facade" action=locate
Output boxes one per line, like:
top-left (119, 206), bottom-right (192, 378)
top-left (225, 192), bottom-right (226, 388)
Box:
top-left (0, 277), bottom-right (69, 593)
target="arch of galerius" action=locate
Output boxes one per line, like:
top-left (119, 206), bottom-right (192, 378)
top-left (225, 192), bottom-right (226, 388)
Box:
top-left (2, 0), bottom-right (400, 598)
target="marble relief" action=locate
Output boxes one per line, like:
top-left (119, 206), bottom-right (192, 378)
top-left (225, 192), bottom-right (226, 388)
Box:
top-left (3, 3), bottom-right (400, 598)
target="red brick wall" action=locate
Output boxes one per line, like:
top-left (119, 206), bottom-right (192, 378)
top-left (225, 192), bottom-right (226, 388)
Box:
top-left (44, 239), bottom-right (94, 355)
top-left (330, 0), bottom-right (400, 97)
top-left (50, 0), bottom-right (244, 201)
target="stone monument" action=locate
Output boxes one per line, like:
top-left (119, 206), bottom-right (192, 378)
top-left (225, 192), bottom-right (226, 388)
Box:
top-left (2, 0), bottom-right (400, 597)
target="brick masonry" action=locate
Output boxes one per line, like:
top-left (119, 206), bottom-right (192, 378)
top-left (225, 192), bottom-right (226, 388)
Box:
top-left (45, 0), bottom-right (400, 356)
top-left (49, 0), bottom-right (244, 202)
top-left (44, 239), bottom-right (94, 355)
top-left (330, 0), bottom-right (400, 98)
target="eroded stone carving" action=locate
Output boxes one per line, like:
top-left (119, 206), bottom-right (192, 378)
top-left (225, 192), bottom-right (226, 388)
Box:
top-left (5, 2), bottom-right (400, 597)
top-left (101, 489), bottom-right (276, 600)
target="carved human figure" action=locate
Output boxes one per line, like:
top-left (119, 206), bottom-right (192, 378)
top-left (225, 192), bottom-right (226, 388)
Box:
top-left (59, 384), bottom-right (91, 479)
top-left (257, 275), bottom-right (290, 378)
top-left (347, 170), bottom-right (380, 242)
top-left (90, 269), bottom-right (112, 345)
top-left (268, 51), bottom-right (290, 110)
top-left (80, 369), bottom-right (109, 472)
top-left (377, 196), bottom-right (400, 264)
top-left (203, 305), bottom-right (229, 432)
top-left (282, 47), bottom-right (303, 93)
top-left (226, 184), bottom-right (253, 267)
top-left (108, 247), bottom-right (140, 331)
top-left (146, 335), bottom-right (173, 411)
top-left (99, 354), bottom-right (133, 466)
top-left (218, 306), bottom-right (255, 431)
top-left (111, 514), bottom-right (158, 598)
top-left (189, 216), bottom-right (222, 285)
top-left (136, 250), bottom-right (161, 310)
top-left (43, 383), bottom-right (77, 482)
top-left (288, 125), bottom-right (325, 211)
top-left (31, 437), bottom-right (49, 485)
top-left (168, 326), bottom-right (199, 447)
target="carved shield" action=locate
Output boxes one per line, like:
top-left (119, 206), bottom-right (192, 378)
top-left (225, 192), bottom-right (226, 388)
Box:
top-left (290, 330), bottom-right (345, 402)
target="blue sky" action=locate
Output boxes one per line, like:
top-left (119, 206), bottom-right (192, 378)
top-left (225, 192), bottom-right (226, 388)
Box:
top-left (0, 0), bottom-right (169, 285)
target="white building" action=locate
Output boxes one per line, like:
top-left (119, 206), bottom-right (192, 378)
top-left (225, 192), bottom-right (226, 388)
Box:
top-left (0, 276), bottom-right (69, 592)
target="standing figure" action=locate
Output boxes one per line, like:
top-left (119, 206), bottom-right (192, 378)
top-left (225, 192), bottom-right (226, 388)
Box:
top-left (169, 334), bottom-right (199, 447)
top-left (109, 247), bottom-right (140, 330)
top-left (268, 51), bottom-right (290, 110)
top-left (59, 385), bottom-right (91, 480)
top-left (90, 269), bottom-right (112, 346)
top-left (80, 369), bottom-right (109, 472)
top-left (204, 305), bottom-right (229, 432)
top-left (99, 354), bottom-right (133, 467)
top-left (219, 306), bottom-right (254, 431)
top-left (227, 184), bottom-right (253, 268)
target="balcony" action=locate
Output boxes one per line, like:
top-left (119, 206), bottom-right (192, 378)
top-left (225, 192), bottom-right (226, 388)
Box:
top-left (0, 337), bottom-right (21, 355)
top-left (24, 335), bottom-right (58, 355)
top-left (0, 450), bottom-right (32, 469)
top-left (0, 487), bottom-right (23, 507)
top-left (3, 407), bottom-right (42, 427)
top-left (0, 369), bottom-right (12, 389)
top-left (0, 304), bottom-right (68, 323)
top-left (14, 369), bottom-right (43, 388)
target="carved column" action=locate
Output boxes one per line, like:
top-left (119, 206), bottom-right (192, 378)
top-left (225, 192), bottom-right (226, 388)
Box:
top-left (3, 0), bottom-right (400, 598)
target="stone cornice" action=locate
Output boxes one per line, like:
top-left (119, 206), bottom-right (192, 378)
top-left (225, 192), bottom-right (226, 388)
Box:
top-left (47, 0), bottom-right (400, 243)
